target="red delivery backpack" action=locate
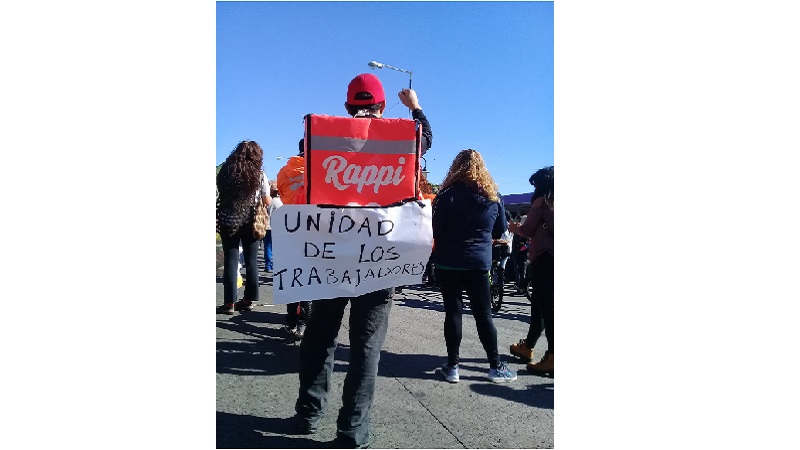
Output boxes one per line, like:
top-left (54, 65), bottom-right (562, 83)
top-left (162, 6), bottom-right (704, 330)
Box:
top-left (303, 114), bottom-right (421, 206)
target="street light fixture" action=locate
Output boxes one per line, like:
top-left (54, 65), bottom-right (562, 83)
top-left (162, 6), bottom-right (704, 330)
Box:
top-left (368, 60), bottom-right (412, 89)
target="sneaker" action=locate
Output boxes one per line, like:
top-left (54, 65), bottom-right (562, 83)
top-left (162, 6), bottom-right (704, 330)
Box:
top-left (509, 339), bottom-right (533, 361)
top-left (282, 325), bottom-right (297, 337)
top-left (234, 300), bottom-right (253, 311)
top-left (436, 363), bottom-right (459, 383)
top-left (216, 304), bottom-right (235, 315)
top-left (294, 324), bottom-right (306, 340)
top-left (488, 361), bottom-right (517, 383)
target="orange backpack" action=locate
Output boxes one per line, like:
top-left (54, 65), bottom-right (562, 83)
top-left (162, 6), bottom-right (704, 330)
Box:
top-left (276, 156), bottom-right (307, 204)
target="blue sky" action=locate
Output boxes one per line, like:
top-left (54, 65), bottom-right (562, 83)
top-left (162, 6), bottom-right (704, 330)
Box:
top-left (217, 1), bottom-right (553, 196)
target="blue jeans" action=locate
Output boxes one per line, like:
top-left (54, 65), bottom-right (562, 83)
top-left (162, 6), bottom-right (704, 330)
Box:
top-left (436, 268), bottom-right (499, 368)
top-left (262, 230), bottom-right (273, 271)
top-left (295, 289), bottom-right (393, 446)
top-left (221, 231), bottom-right (260, 305)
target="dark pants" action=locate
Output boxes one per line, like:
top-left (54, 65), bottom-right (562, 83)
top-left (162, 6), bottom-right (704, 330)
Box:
top-left (263, 230), bottom-right (273, 271)
top-left (530, 253), bottom-right (554, 353)
top-left (525, 278), bottom-right (545, 349)
top-left (221, 232), bottom-right (260, 305)
top-left (423, 257), bottom-right (436, 286)
top-left (295, 289), bottom-right (393, 447)
top-left (513, 251), bottom-right (527, 287)
top-left (286, 301), bottom-right (311, 327)
top-left (435, 268), bottom-right (499, 368)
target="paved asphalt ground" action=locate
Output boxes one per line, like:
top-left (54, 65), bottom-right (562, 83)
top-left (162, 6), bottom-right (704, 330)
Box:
top-left (216, 249), bottom-right (554, 449)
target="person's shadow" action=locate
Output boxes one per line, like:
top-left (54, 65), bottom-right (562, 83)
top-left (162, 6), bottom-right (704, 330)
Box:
top-left (469, 377), bottom-right (554, 409)
top-left (216, 411), bottom-right (328, 448)
top-left (216, 311), bottom-right (353, 377)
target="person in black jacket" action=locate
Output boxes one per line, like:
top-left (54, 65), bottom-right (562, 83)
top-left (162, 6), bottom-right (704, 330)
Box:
top-left (431, 149), bottom-right (517, 384)
top-left (294, 73), bottom-right (432, 449)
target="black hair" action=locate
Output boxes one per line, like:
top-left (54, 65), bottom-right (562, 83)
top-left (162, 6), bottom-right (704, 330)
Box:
top-left (345, 92), bottom-right (385, 117)
top-left (298, 138), bottom-right (304, 155)
top-left (529, 166), bottom-right (554, 203)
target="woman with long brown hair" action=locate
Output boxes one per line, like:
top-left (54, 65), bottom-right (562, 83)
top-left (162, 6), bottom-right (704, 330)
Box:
top-left (216, 140), bottom-right (271, 314)
top-left (431, 149), bottom-right (516, 383)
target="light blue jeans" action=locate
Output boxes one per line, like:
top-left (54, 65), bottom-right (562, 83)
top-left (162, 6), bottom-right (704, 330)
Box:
top-left (262, 230), bottom-right (273, 271)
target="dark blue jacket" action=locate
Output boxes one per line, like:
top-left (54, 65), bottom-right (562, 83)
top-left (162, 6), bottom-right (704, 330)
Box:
top-left (431, 181), bottom-right (507, 271)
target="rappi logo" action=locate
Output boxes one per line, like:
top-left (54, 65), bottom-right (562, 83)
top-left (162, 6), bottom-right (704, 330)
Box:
top-left (310, 151), bottom-right (416, 205)
top-left (321, 155), bottom-right (407, 194)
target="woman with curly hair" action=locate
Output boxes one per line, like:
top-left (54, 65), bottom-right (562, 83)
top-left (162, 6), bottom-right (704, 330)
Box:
top-left (509, 166), bottom-right (554, 376)
top-left (216, 140), bottom-right (271, 314)
top-left (431, 149), bottom-right (517, 383)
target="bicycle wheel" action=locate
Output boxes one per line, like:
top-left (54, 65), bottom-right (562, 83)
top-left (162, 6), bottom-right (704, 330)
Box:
top-left (491, 285), bottom-right (502, 313)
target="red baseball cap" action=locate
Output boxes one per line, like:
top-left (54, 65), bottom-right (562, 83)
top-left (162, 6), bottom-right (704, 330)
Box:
top-left (347, 73), bottom-right (385, 106)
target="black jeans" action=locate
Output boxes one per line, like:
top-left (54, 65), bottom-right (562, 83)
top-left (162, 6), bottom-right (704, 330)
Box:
top-left (423, 256), bottom-right (435, 280)
top-left (295, 289), bottom-right (393, 447)
top-left (513, 251), bottom-right (527, 287)
top-left (221, 231), bottom-right (260, 305)
top-left (526, 285), bottom-right (545, 349)
top-left (530, 253), bottom-right (554, 353)
top-left (435, 268), bottom-right (499, 368)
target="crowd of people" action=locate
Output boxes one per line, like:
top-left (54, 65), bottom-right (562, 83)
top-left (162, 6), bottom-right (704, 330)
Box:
top-left (215, 72), bottom-right (554, 448)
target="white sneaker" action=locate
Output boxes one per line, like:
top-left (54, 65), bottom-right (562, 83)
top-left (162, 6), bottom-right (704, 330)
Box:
top-left (436, 364), bottom-right (459, 383)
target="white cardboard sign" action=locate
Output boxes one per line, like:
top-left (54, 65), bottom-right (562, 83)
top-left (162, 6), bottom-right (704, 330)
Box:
top-left (271, 200), bottom-right (433, 304)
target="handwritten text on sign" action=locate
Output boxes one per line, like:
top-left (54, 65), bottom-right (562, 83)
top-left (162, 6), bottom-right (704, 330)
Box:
top-left (271, 201), bottom-right (433, 304)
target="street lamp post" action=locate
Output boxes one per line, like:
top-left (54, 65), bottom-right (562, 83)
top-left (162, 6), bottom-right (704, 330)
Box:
top-left (368, 60), bottom-right (413, 89)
